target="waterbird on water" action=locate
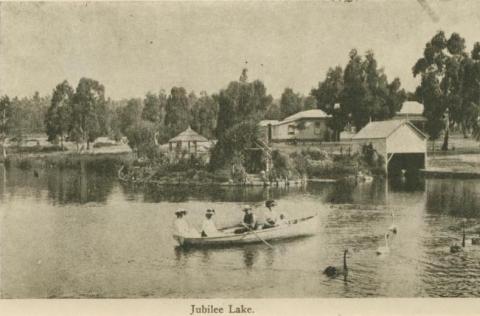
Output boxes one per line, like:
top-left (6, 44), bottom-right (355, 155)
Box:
top-left (323, 249), bottom-right (349, 278)
top-left (33, 170), bottom-right (39, 178)
top-left (388, 209), bottom-right (398, 234)
top-left (376, 233), bottom-right (390, 255)
top-left (450, 226), bottom-right (466, 253)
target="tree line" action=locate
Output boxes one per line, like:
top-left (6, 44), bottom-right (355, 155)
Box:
top-left (1, 30), bottom-right (480, 162)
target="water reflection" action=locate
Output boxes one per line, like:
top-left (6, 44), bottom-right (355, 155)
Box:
top-left (5, 163), bottom-right (480, 298)
top-left (426, 179), bottom-right (480, 218)
top-left (1, 163), bottom-right (116, 205)
top-left (122, 182), bottom-right (308, 203)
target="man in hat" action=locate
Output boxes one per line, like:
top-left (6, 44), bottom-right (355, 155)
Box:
top-left (233, 205), bottom-right (257, 233)
top-left (201, 209), bottom-right (221, 237)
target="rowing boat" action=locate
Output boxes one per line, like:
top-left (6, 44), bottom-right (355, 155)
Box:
top-left (173, 215), bottom-right (318, 247)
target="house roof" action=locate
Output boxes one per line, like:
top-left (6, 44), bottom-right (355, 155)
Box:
top-left (258, 120), bottom-right (280, 127)
top-left (352, 120), bottom-right (427, 140)
top-left (281, 109), bottom-right (330, 123)
top-left (398, 101), bottom-right (424, 115)
top-left (168, 126), bottom-right (209, 143)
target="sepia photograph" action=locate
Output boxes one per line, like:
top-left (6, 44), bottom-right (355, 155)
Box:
top-left (1, 0), bottom-right (480, 313)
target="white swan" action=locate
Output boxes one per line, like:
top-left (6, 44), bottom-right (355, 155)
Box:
top-left (376, 233), bottom-right (390, 255)
top-left (388, 209), bottom-right (398, 234)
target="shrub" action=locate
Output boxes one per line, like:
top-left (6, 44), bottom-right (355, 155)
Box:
top-left (301, 148), bottom-right (329, 161)
top-left (93, 142), bottom-right (116, 148)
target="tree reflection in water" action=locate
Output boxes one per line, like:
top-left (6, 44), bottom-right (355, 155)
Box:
top-left (123, 183), bottom-right (304, 203)
top-left (4, 161), bottom-right (116, 205)
top-left (426, 179), bottom-right (480, 218)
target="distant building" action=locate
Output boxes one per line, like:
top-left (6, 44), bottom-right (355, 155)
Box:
top-left (352, 120), bottom-right (427, 175)
top-left (260, 109), bottom-right (332, 143)
top-left (167, 126), bottom-right (214, 158)
top-left (393, 101), bottom-right (426, 132)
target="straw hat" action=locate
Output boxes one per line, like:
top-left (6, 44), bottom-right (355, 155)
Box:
top-left (242, 205), bottom-right (252, 212)
top-left (265, 200), bottom-right (276, 208)
top-left (175, 209), bottom-right (187, 216)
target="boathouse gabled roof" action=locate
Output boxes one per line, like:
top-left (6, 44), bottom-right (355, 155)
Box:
top-left (168, 126), bottom-right (209, 143)
top-left (352, 120), bottom-right (427, 140)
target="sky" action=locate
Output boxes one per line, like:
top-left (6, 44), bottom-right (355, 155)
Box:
top-left (1, 0), bottom-right (480, 100)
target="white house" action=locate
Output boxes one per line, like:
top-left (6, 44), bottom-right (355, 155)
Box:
top-left (393, 101), bottom-right (426, 132)
top-left (259, 109), bottom-right (331, 142)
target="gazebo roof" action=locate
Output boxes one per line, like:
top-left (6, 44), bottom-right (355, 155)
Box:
top-left (168, 126), bottom-right (209, 143)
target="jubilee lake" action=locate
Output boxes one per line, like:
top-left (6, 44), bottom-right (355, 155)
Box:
top-left (1, 162), bottom-right (480, 298)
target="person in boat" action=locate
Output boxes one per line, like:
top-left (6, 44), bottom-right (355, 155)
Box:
top-left (262, 200), bottom-right (280, 228)
top-left (173, 209), bottom-right (199, 237)
top-left (201, 209), bottom-right (222, 237)
top-left (278, 214), bottom-right (289, 225)
top-left (234, 205), bottom-right (258, 233)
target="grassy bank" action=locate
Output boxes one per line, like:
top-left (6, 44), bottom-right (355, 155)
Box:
top-left (4, 151), bottom-right (134, 173)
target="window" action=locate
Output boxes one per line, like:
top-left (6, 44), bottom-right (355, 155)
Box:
top-left (288, 125), bottom-right (296, 135)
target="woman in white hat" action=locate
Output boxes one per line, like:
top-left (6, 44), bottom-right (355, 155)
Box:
top-left (173, 209), bottom-right (199, 237)
top-left (201, 209), bottom-right (221, 237)
top-left (173, 209), bottom-right (189, 236)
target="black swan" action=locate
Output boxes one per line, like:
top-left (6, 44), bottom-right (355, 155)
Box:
top-left (450, 227), bottom-right (466, 253)
top-left (323, 249), bottom-right (349, 277)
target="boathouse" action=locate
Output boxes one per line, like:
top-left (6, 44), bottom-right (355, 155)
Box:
top-left (352, 120), bottom-right (427, 176)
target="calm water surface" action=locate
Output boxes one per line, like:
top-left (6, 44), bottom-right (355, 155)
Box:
top-left (1, 163), bottom-right (480, 298)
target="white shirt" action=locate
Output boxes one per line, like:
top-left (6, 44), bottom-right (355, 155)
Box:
top-left (202, 218), bottom-right (221, 237)
top-left (174, 218), bottom-right (190, 236)
top-left (174, 218), bottom-right (199, 237)
top-left (264, 208), bottom-right (279, 224)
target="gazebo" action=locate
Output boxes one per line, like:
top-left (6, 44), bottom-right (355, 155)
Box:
top-left (168, 126), bottom-right (211, 155)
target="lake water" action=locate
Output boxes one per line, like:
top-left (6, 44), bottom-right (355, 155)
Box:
top-left (1, 163), bottom-right (480, 298)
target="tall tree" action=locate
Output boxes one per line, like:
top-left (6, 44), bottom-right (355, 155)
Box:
top-left (45, 81), bottom-right (74, 149)
top-left (214, 68), bottom-right (272, 137)
top-left (342, 49), bottom-right (369, 131)
top-left (211, 69), bottom-right (273, 169)
top-left (142, 90), bottom-right (166, 124)
top-left (71, 78), bottom-right (107, 150)
top-left (413, 31), bottom-right (471, 150)
top-left (280, 88), bottom-right (303, 119)
top-left (264, 101), bottom-right (282, 120)
top-left (164, 87), bottom-right (190, 139)
top-left (119, 98), bottom-right (143, 135)
top-left (190, 91), bottom-right (218, 139)
top-left (311, 66), bottom-right (346, 140)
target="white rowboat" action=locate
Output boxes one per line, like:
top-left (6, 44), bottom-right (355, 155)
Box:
top-left (173, 215), bottom-right (318, 247)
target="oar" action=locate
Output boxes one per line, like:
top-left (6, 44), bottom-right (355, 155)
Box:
top-left (242, 224), bottom-right (273, 249)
